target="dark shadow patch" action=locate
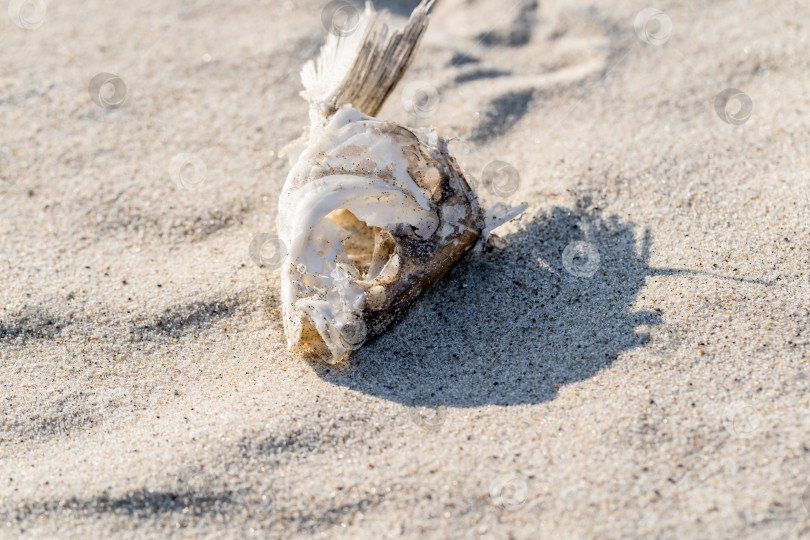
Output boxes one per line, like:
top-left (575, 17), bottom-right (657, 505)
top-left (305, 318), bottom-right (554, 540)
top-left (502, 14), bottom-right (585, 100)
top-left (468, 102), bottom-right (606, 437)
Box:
top-left (313, 197), bottom-right (663, 407)
top-left (235, 412), bottom-right (390, 460)
top-left (471, 90), bottom-right (534, 143)
top-left (0, 308), bottom-right (65, 343)
top-left (449, 52), bottom-right (480, 67)
top-left (286, 493), bottom-right (388, 535)
top-left (0, 385), bottom-right (142, 445)
top-left (131, 297), bottom-right (241, 341)
top-left (238, 429), bottom-right (325, 457)
top-left (0, 400), bottom-right (96, 446)
top-left (454, 69), bottom-right (513, 85)
top-left (2, 489), bottom-right (234, 524)
top-left (171, 204), bottom-right (251, 243)
top-left (475, 0), bottom-right (539, 47)
top-left (3, 471), bottom-right (380, 536)
top-left (91, 198), bottom-right (253, 246)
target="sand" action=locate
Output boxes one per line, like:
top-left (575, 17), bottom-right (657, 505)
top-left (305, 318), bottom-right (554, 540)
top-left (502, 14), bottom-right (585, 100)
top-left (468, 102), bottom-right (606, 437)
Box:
top-left (2, 0), bottom-right (809, 538)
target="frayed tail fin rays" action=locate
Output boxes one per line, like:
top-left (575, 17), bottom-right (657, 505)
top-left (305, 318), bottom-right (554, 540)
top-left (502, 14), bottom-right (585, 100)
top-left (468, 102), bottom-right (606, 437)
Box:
top-left (483, 201), bottom-right (529, 242)
top-left (301, 0), bottom-right (436, 120)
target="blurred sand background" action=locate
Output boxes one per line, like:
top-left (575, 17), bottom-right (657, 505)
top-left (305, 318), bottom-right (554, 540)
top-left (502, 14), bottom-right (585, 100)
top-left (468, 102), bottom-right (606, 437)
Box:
top-left (2, 0), bottom-right (809, 537)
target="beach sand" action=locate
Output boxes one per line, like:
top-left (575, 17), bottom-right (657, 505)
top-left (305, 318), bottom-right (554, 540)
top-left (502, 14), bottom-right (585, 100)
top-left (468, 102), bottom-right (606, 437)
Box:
top-left (2, 0), bottom-right (809, 537)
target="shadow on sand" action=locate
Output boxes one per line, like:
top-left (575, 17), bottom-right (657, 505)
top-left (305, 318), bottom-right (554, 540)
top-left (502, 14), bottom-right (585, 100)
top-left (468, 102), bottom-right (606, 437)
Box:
top-left (312, 198), bottom-right (664, 407)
